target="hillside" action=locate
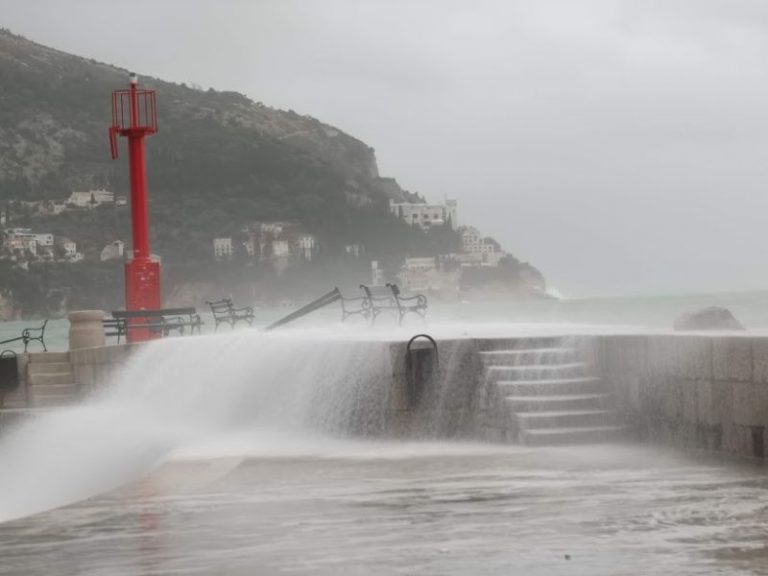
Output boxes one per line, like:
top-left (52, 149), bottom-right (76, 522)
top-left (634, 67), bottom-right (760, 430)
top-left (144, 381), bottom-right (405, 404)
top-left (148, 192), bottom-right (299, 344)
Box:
top-left (0, 28), bottom-right (421, 239)
top-left (0, 29), bottom-right (546, 317)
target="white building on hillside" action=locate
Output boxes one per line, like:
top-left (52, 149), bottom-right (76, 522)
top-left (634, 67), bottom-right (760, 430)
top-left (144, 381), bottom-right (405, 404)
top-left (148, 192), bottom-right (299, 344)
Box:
top-left (57, 238), bottom-right (82, 262)
top-left (34, 233), bottom-right (54, 247)
top-left (396, 256), bottom-right (461, 294)
top-left (345, 243), bottom-right (364, 258)
top-left (461, 226), bottom-right (498, 255)
top-left (213, 237), bottom-right (233, 259)
top-left (371, 261), bottom-right (384, 285)
top-left (242, 239), bottom-right (256, 257)
top-left (297, 235), bottom-right (315, 261)
top-left (403, 257), bottom-right (437, 272)
top-left (101, 240), bottom-right (125, 261)
top-left (389, 199), bottom-right (457, 231)
top-left (4, 228), bottom-right (38, 257)
top-left (272, 240), bottom-right (291, 257)
top-left (67, 189), bottom-right (115, 208)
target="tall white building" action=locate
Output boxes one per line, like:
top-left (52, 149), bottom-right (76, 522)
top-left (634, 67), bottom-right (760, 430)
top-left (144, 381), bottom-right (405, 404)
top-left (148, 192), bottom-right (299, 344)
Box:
top-left (389, 199), bottom-right (457, 231)
top-left (213, 237), bottom-right (233, 259)
top-left (297, 235), bottom-right (315, 260)
top-left (461, 226), bottom-right (496, 255)
top-left (371, 260), bottom-right (384, 285)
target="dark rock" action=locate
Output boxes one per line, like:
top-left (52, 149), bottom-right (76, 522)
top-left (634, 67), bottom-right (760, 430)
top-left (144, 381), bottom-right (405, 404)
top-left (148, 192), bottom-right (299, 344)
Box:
top-left (673, 306), bottom-right (745, 331)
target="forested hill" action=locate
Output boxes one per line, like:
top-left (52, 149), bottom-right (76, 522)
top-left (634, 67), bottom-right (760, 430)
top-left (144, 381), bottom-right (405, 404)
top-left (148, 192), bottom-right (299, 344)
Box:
top-left (0, 28), bottom-right (547, 317)
top-left (0, 28), bottom-right (423, 253)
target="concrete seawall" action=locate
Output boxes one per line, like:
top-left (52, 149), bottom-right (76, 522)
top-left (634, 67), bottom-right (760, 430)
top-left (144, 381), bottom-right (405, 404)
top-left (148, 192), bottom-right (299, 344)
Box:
top-left (5, 331), bottom-right (768, 460)
top-left (70, 344), bottom-right (139, 394)
top-left (601, 334), bottom-right (768, 459)
top-left (391, 333), bottom-right (768, 458)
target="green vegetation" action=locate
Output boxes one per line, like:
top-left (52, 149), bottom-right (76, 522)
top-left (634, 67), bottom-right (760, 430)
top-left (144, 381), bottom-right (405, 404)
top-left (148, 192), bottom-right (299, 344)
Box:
top-left (0, 260), bottom-right (124, 318)
top-left (0, 29), bottom-right (543, 317)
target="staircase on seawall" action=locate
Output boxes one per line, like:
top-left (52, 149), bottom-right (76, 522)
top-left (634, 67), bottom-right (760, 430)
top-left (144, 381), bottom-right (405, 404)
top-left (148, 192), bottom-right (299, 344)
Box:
top-left (25, 352), bottom-right (80, 408)
top-left (479, 337), bottom-right (626, 446)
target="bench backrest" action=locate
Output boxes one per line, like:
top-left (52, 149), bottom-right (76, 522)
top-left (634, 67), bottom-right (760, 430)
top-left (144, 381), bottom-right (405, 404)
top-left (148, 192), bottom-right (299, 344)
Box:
top-left (112, 308), bottom-right (196, 319)
top-left (102, 318), bottom-right (127, 335)
top-left (207, 299), bottom-right (235, 316)
top-left (359, 284), bottom-right (396, 300)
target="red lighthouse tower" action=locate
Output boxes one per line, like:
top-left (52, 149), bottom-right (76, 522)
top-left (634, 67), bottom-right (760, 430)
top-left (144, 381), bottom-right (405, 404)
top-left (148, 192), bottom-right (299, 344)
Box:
top-left (109, 73), bottom-right (161, 342)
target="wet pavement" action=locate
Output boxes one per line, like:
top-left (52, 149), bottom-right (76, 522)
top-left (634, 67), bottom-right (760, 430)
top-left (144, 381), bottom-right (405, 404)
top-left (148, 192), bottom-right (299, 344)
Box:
top-left (1, 441), bottom-right (768, 575)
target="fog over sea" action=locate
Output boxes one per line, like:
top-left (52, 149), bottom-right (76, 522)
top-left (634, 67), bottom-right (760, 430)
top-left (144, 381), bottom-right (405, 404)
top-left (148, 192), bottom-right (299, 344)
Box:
top-left (2, 289), bottom-right (767, 352)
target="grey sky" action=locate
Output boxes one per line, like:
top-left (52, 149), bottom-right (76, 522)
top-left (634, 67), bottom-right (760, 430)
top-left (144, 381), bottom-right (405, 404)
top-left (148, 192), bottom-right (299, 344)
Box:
top-left (5, 0), bottom-right (768, 297)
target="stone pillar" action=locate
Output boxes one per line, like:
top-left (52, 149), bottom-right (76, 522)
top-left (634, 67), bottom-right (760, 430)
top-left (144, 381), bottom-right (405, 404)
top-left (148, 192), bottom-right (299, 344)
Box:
top-left (69, 310), bottom-right (106, 350)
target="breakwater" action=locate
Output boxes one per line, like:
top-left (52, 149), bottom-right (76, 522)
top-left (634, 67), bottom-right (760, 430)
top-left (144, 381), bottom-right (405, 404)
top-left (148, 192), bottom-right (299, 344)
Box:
top-left (3, 330), bottom-right (768, 460)
top-left (603, 334), bottom-right (768, 459)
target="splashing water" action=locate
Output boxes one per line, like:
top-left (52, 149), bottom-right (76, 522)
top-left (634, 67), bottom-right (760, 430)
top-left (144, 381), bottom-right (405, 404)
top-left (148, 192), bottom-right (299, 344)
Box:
top-left (0, 329), bottom-right (397, 522)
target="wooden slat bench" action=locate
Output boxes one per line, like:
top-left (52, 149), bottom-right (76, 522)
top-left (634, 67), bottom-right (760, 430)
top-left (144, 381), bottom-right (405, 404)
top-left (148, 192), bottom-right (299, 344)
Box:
top-left (104, 308), bottom-right (203, 342)
top-left (102, 317), bottom-right (127, 343)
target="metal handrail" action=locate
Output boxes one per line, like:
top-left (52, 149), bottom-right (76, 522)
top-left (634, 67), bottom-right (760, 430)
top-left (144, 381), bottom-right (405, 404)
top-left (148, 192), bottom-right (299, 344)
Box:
top-left (265, 288), bottom-right (342, 331)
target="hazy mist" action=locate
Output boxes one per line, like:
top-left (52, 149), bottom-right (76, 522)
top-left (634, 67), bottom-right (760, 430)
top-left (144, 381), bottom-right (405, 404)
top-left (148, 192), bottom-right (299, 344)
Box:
top-left (5, 0), bottom-right (768, 298)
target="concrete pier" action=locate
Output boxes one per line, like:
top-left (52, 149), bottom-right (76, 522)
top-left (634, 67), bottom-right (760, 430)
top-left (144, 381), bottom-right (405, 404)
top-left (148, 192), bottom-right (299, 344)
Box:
top-left (3, 326), bottom-right (768, 461)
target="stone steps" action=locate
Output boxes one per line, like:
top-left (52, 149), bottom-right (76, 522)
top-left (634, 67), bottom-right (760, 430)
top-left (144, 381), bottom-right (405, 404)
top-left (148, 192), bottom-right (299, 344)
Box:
top-left (0, 394), bottom-right (28, 410)
top-left (0, 408), bottom-right (46, 431)
top-left (486, 363), bottom-right (589, 380)
top-left (25, 352), bottom-right (78, 408)
top-left (482, 341), bottom-right (625, 446)
top-left (28, 352), bottom-right (70, 363)
top-left (32, 394), bottom-right (78, 408)
top-left (32, 383), bottom-right (78, 396)
top-left (520, 426), bottom-right (627, 446)
top-left (28, 372), bottom-right (74, 386)
top-left (496, 377), bottom-right (604, 396)
top-left (30, 382), bottom-right (79, 407)
top-left (480, 348), bottom-right (578, 365)
top-left (27, 362), bottom-right (72, 375)
top-left (505, 393), bottom-right (611, 412)
top-left (515, 409), bottom-right (618, 429)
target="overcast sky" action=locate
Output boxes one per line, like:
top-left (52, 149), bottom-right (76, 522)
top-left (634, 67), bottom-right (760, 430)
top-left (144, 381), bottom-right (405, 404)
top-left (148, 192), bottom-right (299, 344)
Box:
top-left (6, 0), bottom-right (768, 298)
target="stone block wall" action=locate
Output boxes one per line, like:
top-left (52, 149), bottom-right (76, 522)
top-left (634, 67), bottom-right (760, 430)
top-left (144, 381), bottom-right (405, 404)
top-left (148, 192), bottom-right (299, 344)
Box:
top-left (70, 343), bottom-right (142, 395)
top-left (387, 338), bottom-right (482, 438)
top-left (600, 334), bottom-right (768, 459)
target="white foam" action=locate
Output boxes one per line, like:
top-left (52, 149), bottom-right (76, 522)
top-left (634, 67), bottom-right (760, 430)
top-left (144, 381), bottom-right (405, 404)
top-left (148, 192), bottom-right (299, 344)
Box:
top-left (0, 330), bottom-right (395, 521)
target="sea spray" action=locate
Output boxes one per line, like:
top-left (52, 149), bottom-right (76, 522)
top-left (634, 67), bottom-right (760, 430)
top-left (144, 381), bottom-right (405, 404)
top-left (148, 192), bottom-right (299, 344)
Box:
top-left (0, 329), bottom-right (394, 522)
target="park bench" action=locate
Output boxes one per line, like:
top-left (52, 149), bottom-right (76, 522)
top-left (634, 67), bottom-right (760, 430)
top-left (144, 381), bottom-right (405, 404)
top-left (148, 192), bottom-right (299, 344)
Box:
top-left (0, 318), bottom-right (49, 352)
top-left (338, 291), bottom-right (370, 322)
top-left (104, 308), bottom-right (202, 342)
top-left (358, 283), bottom-right (428, 325)
top-left (102, 317), bottom-right (128, 343)
top-left (206, 298), bottom-right (255, 331)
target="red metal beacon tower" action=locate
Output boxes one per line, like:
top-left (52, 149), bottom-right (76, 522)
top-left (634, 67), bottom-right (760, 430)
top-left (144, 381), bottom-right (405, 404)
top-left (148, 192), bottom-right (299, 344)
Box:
top-left (109, 73), bottom-right (161, 342)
